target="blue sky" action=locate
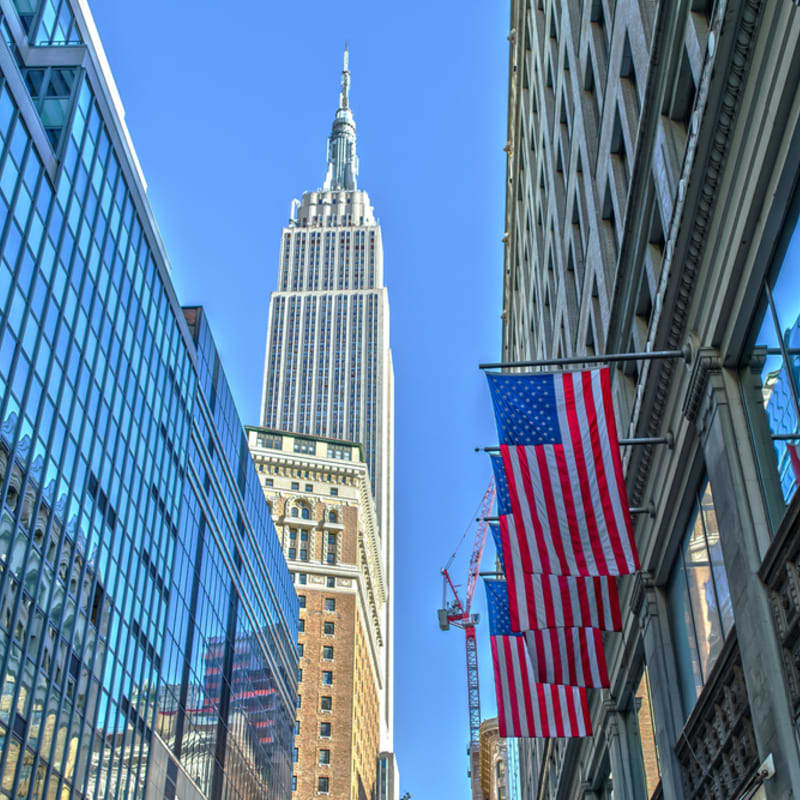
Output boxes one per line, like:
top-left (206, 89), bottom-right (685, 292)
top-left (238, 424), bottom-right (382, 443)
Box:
top-left (88, 1), bottom-right (508, 795)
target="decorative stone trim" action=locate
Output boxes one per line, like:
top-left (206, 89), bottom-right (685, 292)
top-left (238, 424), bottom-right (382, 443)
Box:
top-left (674, 631), bottom-right (759, 799)
top-left (681, 347), bottom-right (721, 426)
top-left (629, 0), bottom-right (765, 506)
top-left (759, 492), bottom-right (800, 721)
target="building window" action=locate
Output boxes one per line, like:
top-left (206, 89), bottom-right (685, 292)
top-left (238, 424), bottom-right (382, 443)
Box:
top-left (322, 646), bottom-right (333, 660)
top-left (326, 533), bottom-right (337, 564)
top-left (289, 547), bottom-right (297, 559)
top-left (300, 531), bottom-right (309, 542)
top-left (320, 696), bottom-right (332, 711)
top-left (296, 694), bottom-right (301, 709)
top-left (295, 720), bottom-right (300, 735)
top-left (318, 777), bottom-right (329, 794)
top-left (322, 671), bottom-right (333, 685)
top-left (325, 598), bottom-right (336, 612)
top-left (298, 643), bottom-right (304, 658)
top-left (743, 189), bottom-right (800, 527)
top-left (291, 482), bottom-right (300, 492)
top-left (326, 576), bottom-right (335, 588)
top-left (297, 668), bottom-right (303, 682)
top-left (293, 747), bottom-right (299, 763)
top-left (294, 440), bottom-right (316, 455)
top-left (667, 478), bottom-right (733, 718)
top-left (328, 510), bottom-right (337, 523)
top-left (319, 749), bottom-right (330, 766)
top-left (330, 487), bottom-right (338, 497)
top-left (298, 595), bottom-right (306, 609)
top-left (265, 478), bottom-right (273, 487)
top-left (258, 434), bottom-right (283, 450)
top-left (290, 528), bottom-right (298, 540)
top-left (301, 506), bottom-right (311, 520)
top-left (305, 483), bottom-right (313, 493)
top-left (300, 549), bottom-right (308, 561)
top-left (320, 722), bottom-right (331, 737)
top-left (323, 622), bottom-right (334, 635)
top-left (298, 573), bottom-right (307, 585)
top-left (298, 619), bottom-right (305, 633)
top-left (292, 776), bottom-right (297, 791)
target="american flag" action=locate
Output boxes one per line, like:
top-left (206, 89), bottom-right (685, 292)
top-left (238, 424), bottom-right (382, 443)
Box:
top-left (525, 627), bottom-right (609, 688)
top-left (491, 455), bottom-right (512, 514)
top-left (789, 442), bottom-right (800, 483)
top-left (488, 368), bottom-right (639, 576)
top-left (486, 581), bottom-right (593, 738)
top-left (507, 571), bottom-right (621, 632)
top-left (489, 522), bottom-right (505, 574)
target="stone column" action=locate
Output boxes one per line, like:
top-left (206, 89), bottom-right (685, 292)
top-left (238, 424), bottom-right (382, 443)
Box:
top-left (631, 573), bottom-right (686, 799)
top-left (602, 702), bottom-right (639, 800)
top-left (683, 349), bottom-right (800, 797)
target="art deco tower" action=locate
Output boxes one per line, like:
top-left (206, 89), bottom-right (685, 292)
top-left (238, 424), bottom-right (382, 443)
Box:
top-left (259, 49), bottom-right (395, 748)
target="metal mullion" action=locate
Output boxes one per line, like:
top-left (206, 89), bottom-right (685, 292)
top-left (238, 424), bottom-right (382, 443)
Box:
top-left (764, 281), bottom-right (800, 431)
top-left (697, 488), bottom-right (728, 640)
top-left (680, 498), bottom-right (708, 691)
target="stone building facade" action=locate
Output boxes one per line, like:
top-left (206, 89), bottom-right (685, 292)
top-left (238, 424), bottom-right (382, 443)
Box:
top-left (478, 718), bottom-right (509, 800)
top-left (247, 428), bottom-right (386, 800)
top-left (501, 0), bottom-right (800, 798)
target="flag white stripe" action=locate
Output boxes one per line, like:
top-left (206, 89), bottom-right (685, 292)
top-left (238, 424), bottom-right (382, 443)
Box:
top-left (591, 369), bottom-right (637, 571)
top-left (542, 445), bottom-right (579, 573)
top-left (572, 372), bottom-right (617, 572)
top-left (507, 449), bottom-right (544, 572)
top-left (553, 376), bottom-right (599, 574)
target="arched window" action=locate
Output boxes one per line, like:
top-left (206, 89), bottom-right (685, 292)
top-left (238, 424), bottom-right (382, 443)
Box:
top-left (291, 507), bottom-right (299, 518)
top-left (301, 506), bottom-right (311, 520)
top-left (328, 510), bottom-right (337, 523)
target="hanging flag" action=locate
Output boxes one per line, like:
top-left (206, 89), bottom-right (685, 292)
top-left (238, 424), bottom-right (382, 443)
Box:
top-left (503, 572), bottom-right (621, 632)
top-left (525, 627), bottom-right (609, 688)
top-left (491, 455), bottom-right (512, 514)
top-left (486, 580), bottom-right (592, 737)
top-left (789, 442), bottom-right (800, 483)
top-left (489, 522), bottom-right (505, 574)
top-left (487, 368), bottom-right (639, 576)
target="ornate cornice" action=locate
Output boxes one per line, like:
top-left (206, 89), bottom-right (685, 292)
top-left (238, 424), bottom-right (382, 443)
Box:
top-left (629, 0), bottom-right (765, 505)
top-left (681, 347), bottom-right (722, 425)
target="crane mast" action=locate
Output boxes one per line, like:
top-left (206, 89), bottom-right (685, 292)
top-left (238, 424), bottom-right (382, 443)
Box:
top-left (438, 481), bottom-right (496, 797)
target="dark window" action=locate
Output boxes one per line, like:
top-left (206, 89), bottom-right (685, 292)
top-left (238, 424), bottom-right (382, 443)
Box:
top-left (320, 695), bottom-right (332, 710)
top-left (298, 595), bottom-right (306, 609)
top-left (320, 722), bottom-right (331, 737)
top-left (319, 749), bottom-right (330, 765)
top-left (321, 671), bottom-right (333, 685)
top-left (323, 622), bottom-right (334, 635)
top-left (325, 598), bottom-right (335, 612)
top-left (322, 646), bottom-right (333, 660)
top-left (326, 576), bottom-right (335, 588)
top-left (318, 777), bottom-right (329, 793)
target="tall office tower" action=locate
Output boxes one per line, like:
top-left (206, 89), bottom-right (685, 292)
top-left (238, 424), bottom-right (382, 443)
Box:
top-left (247, 428), bottom-right (386, 800)
top-left (259, 50), bottom-right (395, 749)
top-left (0, 3), bottom-right (298, 798)
top-left (501, 1), bottom-right (800, 799)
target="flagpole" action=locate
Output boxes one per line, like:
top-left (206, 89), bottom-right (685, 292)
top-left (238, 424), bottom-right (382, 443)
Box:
top-left (478, 504), bottom-right (654, 520)
top-left (479, 346), bottom-right (691, 371)
top-left (475, 434), bottom-right (673, 452)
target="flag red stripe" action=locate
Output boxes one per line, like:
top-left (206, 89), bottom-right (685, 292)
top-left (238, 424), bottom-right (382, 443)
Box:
top-left (501, 446), bottom-right (536, 573)
top-left (600, 368), bottom-right (639, 569)
top-left (563, 372), bottom-right (610, 574)
top-left (582, 370), bottom-right (627, 573)
top-left (553, 445), bottom-right (587, 575)
top-left (517, 446), bottom-right (552, 573)
top-left (535, 446), bottom-right (569, 573)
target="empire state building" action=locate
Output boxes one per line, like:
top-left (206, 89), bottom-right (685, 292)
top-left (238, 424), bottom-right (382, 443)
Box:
top-left (258, 49), bottom-right (395, 746)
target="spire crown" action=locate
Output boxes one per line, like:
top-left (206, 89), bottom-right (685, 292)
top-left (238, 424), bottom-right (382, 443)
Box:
top-left (322, 45), bottom-right (358, 191)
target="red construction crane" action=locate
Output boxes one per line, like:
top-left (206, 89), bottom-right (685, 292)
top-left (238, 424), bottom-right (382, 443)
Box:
top-left (438, 480), bottom-right (496, 797)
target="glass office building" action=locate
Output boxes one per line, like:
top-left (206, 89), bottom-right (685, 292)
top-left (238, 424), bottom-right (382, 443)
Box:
top-left (0, 2), bottom-right (298, 799)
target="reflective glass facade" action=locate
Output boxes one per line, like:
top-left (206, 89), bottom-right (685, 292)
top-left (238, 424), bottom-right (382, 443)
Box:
top-left (0, 3), bottom-right (297, 799)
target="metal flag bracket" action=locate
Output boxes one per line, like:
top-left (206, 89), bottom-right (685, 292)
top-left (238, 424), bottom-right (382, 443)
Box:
top-left (478, 344), bottom-right (693, 372)
top-left (475, 433), bottom-right (673, 453)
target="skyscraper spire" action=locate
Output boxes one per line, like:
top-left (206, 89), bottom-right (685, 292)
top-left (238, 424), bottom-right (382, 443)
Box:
top-left (323, 45), bottom-right (358, 191)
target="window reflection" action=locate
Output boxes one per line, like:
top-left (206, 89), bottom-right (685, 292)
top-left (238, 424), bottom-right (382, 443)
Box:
top-left (667, 478), bottom-right (733, 719)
